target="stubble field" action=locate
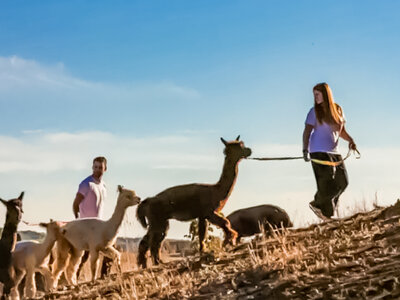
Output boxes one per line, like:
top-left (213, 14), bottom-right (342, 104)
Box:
top-left (37, 200), bottom-right (400, 299)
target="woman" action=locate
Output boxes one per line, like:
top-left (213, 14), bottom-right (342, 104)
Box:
top-left (302, 83), bottom-right (357, 219)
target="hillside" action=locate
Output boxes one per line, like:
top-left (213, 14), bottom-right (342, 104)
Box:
top-left (38, 200), bottom-right (400, 299)
top-left (0, 231), bottom-right (191, 256)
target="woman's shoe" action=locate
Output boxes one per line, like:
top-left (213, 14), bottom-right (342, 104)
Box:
top-left (309, 201), bottom-right (330, 221)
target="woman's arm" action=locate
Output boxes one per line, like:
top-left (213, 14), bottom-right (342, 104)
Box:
top-left (340, 125), bottom-right (357, 150)
top-left (302, 124), bottom-right (313, 161)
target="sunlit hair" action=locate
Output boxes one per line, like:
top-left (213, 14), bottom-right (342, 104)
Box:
top-left (93, 156), bottom-right (107, 169)
top-left (313, 82), bottom-right (344, 126)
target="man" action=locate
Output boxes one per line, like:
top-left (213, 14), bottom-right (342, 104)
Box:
top-left (73, 156), bottom-right (111, 278)
top-left (73, 156), bottom-right (107, 219)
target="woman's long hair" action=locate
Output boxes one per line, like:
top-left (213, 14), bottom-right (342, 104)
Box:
top-left (313, 82), bottom-right (344, 126)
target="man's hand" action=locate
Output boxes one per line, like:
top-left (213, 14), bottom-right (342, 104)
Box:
top-left (303, 149), bottom-right (310, 162)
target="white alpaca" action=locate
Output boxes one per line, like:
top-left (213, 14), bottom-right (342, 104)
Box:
top-left (10, 220), bottom-right (62, 299)
top-left (52, 185), bottom-right (140, 286)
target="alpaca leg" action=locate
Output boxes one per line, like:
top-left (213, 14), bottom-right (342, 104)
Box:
top-left (2, 279), bottom-right (13, 298)
top-left (101, 246), bottom-right (121, 274)
top-left (23, 269), bottom-right (36, 299)
top-left (138, 233), bottom-right (150, 268)
top-left (99, 244), bottom-right (117, 279)
top-left (52, 254), bottom-right (69, 288)
top-left (76, 251), bottom-right (89, 280)
top-left (149, 231), bottom-right (163, 265)
top-left (198, 217), bottom-right (208, 252)
top-left (149, 220), bottom-right (169, 265)
top-left (52, 239), bottom-right (71, 288)
top-left (100, 255), bottom-right (113, 279)
top-left (88, 250), bottom-right (100, 281)
top-left (1, 267), bottom-right (15, 298)
top-left (65, 249), bottom-right (84, 286)
top-left (10, 287), bottom-right (20, 300)
top-left (208, 212), bottom-right (238, 246)
top-left (10, 269), bottom-right (25, 300)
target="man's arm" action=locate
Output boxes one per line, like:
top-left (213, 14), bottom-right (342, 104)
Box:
top-left (73, 193), bottom-right (84, 219)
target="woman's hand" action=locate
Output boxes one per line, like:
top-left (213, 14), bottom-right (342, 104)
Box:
top-left (349, 140), bottom-right (357, 151)
top-left (303, 149), bottom-right (310, 162)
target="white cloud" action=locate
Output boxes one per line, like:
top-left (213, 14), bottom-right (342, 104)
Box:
top-left (0, 55), bottom-right (200, 102)
top-left (21, 129), bottom-right (45, 135)
top-left (0, 131), bottom-right (219, 173)
top-left (0, 56), bottom-right (89, 90)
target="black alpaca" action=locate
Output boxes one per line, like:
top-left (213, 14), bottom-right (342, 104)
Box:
top-left (0, 192), bottom-right (24, 298)
top-left (136, 136), bottom-right (251, 268)
top-left (227, 204), bottom-right (292, 242)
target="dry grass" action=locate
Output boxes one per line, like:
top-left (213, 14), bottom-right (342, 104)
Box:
top-left (39, 199), bottom-right (400, 299)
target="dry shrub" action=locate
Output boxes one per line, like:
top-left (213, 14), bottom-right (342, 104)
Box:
top-left (184, 219), bottom-right (222, 254)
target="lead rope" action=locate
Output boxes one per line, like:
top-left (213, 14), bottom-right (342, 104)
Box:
top-left (248, 148), bottom-right (361, 166)
top-left (309, 148), bottom-right (361, 166)
top-left (22, 220), bottom-right (41, 226)
top-left (22, 220), bottom-right (69, 226)
top-left (248, 156), bottom-right (303, 161)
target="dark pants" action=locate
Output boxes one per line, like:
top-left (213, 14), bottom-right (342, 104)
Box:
top-left (310, 152), bottom-right (349, 218)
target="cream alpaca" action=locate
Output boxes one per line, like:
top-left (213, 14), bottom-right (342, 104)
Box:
top-left (11, 220), bottom-right (62, 299)
top-left (52, 185), bottom-right (140, 285)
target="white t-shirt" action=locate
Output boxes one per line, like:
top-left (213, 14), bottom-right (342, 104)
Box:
top-left (77, 175), bottom-right (107, 218)
top-left (305, 107), bottom-right (345, 154)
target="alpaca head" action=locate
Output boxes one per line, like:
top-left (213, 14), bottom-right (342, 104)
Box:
top-left (0, 191), bottom-right (24, 222)
top-left (39, 219), bottom-right (63, 238)
top-left (117, 185), bottom-right (141, 208)
top-left (221, 136), bottom-right (252, 161)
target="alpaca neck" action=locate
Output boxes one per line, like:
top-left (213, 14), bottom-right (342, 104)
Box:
top-left (0, 214), bottom-right (19, 252)
top-left (105, 201), bottom-right (128, 238)
top-left (215, 156), bottom-right (240, 199)
top-left (36, 232), bottom-right (57, 263)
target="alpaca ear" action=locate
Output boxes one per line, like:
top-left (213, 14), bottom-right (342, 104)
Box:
top-left (18, 192), bottom-right (24, 200)
top-left (118, 185), bottom-right (123, 193)
top-left (236, 135), bottom-right (240, 141)
top-left (220, 137), bottom-right (228, 146)
top-left (39, 222), bottom-right (48, 228)
top-left (0, 198), bottom-right (6, 206)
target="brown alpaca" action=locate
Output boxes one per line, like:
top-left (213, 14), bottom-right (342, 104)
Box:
top-left (0, 192), bottom-right (24, 298)
top-left (227, 204), bottom-right (293, 243)
top-left (136, 136), bottom-right (251, 268)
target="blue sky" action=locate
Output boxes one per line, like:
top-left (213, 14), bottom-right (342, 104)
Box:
top-left (0, 1), bottom-right (399, 238)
